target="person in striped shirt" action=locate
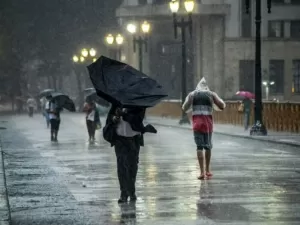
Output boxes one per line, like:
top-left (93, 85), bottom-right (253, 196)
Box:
top-left (182, 78), bottom-right (226, 180)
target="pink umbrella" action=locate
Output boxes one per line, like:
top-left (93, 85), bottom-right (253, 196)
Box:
top-left (236, 91), bottom-right (255, 99)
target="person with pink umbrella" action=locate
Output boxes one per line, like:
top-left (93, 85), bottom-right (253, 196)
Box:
top-left (236, 91), bottom-right (254, 130)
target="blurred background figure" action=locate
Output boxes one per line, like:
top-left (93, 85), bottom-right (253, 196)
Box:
top-left (26, 97), bottom-right (37, 117)
top-left (83, 100), bottom-right (101, 142)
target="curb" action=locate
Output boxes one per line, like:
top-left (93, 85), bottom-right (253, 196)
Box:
top-left (150, 122), bottom-right (300, 148)
top-left (0, 138), bottom-right (11, 225)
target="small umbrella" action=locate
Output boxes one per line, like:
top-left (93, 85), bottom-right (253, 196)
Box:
top-left (39, 89), bottom-right (55, 97)
top-left (85, 90), bottom-right (110, 107)
top-left (236, 91), bottom-right (255, 99)
top-left (51, 92), bottom-right (76, 112)
top-left (87, 56), bottom-right (168, 108)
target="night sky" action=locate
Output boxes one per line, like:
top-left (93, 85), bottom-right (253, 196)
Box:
top-left (1, 0), bottom-right (123, 60)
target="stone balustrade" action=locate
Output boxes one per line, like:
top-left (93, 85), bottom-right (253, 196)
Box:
top-left (147, 100), bottom-right (300, 133)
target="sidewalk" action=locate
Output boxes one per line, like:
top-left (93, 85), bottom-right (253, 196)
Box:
top-left (0, 143), bottom-right (10, 225)
top-left (146, 116), bottom-right (300, 147)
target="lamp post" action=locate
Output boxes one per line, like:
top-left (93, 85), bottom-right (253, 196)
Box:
top-left (262, 81), bottom-right (275, 101)
top-left (169, 0), bottom-right (194, 125)
top-left (126, 21), bottom-right (151, 72)
top-left (72, 48), bottom-right (97, 109)
top-left (105, 33), bottom-right (124, 60)
top-left (246, 0), bottom-right (271, 136)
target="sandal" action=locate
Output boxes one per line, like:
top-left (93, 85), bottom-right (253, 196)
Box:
top-left (197, 174), bottom-right (206, 180)
top-left (206, 172), bottom-right (213, 177)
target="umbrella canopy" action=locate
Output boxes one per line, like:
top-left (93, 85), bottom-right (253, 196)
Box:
top-left (51, 92), bottom-right (76, 112)
top-left (236, 91), bottom-right (255, 99)
top-left (87, 56), bottom-right (168, 108)
top-left (39, 89), bottom-right (55, 97)
top-left (85, 90), bottom-right (110, 107)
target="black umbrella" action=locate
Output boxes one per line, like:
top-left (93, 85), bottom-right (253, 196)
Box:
top-left (85, 90), bottom-right (110, 107)
top-left (51, 92), bottom-right (76, 112)
top-left (39, 89), bottom-right (55, 97)
top-left (88, 56), bottom-right (168, 108)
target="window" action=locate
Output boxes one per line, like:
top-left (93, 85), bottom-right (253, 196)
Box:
top-left (268, 21), bottom-right (284, 38)
top-left (269, 60), bottom-right (284, 94)
top-left (241, 0), bottom-right (252, 37)
top-left (239, 60), bottom-right (255, 92)
top-left (293, 60), bottom-right (300, 93)
top-left (291, 20), bottom-right (300, 38)
top-left (138, 0), bottom-right (147, 5)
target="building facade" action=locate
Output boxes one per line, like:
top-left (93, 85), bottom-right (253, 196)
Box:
top-left (116, 0), bottom-right (300, 101)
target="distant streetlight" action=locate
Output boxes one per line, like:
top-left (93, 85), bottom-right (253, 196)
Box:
top-left (105, 33), bottom-right (124, 60)
top-left (126, 21), bottom-right (151, 72)
top-left (127, 23), bottom-right (137, 34)
top-left (116, 34), bottom-right (124, 45)
top-left (169, 0), bottom-right (195, 125)
top-left (89, 48), bottom-right (96, 57)
top-left (81, 48), bottom-right (88, 58)
top-left (262, 81), bottom-right (275, 100)
top-left (73, 55), bottom-right (79, 63)
top-left (106, 34), bottom-right (114, 45)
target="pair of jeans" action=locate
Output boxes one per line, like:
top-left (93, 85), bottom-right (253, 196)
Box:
top-left (114, 135), bottom-right (140, 196)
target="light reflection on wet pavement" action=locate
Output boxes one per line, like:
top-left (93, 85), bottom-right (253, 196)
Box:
top-left (1, 114), bottom-right (300, 225)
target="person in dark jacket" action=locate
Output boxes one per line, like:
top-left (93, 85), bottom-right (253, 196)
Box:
top-left (104, 104), bottom-right (156, 203)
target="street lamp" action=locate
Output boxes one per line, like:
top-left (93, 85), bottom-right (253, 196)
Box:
top-left (73, 55), bottom-right (79, 63)
top-left (105, 33), bottom-right (124, 60)
top-left (245, 0), bottom-right (272, 136)
top-left (81, 48), bottom-right (88, 58)
top-left (262, 81), bottom-right (275, 101)
top-left (169, 0), bottom-right (194, 125)
top-left (89, 48), bottom-right (96, 57)
top-left (126, 21), bottom-right (150, 72)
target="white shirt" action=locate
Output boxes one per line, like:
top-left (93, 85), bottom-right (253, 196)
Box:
top-left (87, 110), bottom-right (95, 121)
top-left (116, 117), bottom-right (141, 137)
top-left (45, 101), bottom-right (58, 120)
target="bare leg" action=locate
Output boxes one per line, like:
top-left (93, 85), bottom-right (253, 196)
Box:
top-left (205, 150), bottom-right (211, 173)
top-left (197, 150), bottom-right (205, 179)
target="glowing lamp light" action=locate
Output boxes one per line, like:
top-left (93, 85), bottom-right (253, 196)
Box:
top-left (106, 34), bottom-right (114, 45)
top-left (184, 0), bottom-right (195, 13)
top-left (81, 48), bottom-right (88, 57)
top-left (169, 0), bottom-right (179, 13)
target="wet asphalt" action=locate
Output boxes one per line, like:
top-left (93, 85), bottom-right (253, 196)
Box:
top-left (0, 113), bottom-right (300, 225)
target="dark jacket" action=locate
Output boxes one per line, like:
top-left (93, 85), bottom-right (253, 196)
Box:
top-left (103, 105), bottom-right (144, 147)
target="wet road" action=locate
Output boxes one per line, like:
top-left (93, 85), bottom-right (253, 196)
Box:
top-left (1, 113), bottom-right (300, 225)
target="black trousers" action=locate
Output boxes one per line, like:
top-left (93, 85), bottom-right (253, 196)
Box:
top-left (114, 135), bottom-right (140, 196)
top-left (86, 120), bottom-right (96, 138)
top-left (50, 119), bottom-right (60, 132)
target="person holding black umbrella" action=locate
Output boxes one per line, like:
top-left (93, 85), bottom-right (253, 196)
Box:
top-left (105, 105), bottom-right (156, 203)
top-left (45, 95), bottom-right (62, 142)
top-left (88, 56), bottom-right (167, 203)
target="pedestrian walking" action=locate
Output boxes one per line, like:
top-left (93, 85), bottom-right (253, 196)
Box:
top-left (42, 97), bottom-right (50, 128)
top-left (83, 101), bottom-right (101, 142)
top-left (182, 77), bottom-right (226, 180)
top-left (104, 105), bottom-right (156, 203)
top-left (45, 95), bottom-right (62, 142)
top-left (26, 97), bottom-right (36, 117)
top-left (242, 98), bottom-right (253, 130)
